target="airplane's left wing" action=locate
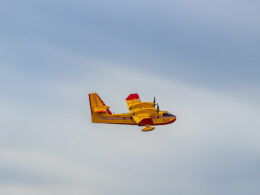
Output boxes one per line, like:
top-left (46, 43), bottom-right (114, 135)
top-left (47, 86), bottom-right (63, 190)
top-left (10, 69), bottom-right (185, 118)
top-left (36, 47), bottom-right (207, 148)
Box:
top-left (126, 93), bottom-right (140, 105)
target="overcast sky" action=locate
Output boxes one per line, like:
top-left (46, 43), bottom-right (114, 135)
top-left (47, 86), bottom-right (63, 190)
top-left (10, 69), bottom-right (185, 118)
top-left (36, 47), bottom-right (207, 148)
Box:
top-left (0, 0), bottom-right (260, 194)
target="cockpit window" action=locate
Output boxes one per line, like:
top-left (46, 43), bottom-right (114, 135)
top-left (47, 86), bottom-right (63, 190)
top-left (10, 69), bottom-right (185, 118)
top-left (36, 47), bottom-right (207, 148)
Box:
top-left (163, 113), bottom-right (175, 117)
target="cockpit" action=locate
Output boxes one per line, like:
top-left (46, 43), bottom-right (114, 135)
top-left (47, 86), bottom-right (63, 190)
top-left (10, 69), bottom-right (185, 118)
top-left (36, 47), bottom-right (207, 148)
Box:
top-left (163, 112), bottom-right (176, 117)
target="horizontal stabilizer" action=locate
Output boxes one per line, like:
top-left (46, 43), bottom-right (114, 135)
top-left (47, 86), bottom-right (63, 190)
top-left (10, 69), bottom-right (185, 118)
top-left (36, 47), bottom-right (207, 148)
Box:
top-left (94, 106), bottom-right (110, 113)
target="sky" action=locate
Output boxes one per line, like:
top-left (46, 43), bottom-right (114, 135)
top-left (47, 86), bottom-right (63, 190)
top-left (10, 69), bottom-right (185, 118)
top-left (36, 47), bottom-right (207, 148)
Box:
top-left (0, 0), bottom-right (260, 194)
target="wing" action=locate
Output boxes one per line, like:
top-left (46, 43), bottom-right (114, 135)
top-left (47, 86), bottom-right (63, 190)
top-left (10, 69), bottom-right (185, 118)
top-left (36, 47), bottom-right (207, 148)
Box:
top-left (132, 114), bottom-right (153, 126)
top-left (126, 94), bottom-right (155, 127)
top-left (126, 93), bottom-right (140, 105)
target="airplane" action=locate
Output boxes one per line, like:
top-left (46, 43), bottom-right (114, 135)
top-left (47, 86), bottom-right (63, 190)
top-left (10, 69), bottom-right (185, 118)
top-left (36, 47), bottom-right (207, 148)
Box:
top-left (89, 93), bottom-right (176, 131)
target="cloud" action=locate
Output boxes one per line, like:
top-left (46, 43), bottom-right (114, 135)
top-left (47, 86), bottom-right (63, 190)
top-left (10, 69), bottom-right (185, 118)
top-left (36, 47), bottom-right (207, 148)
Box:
top-left (0, 149), bottom-right (112, 185)
top-left (0, 1), bottom-right (259, 194)
top-left (0, 50), bottom-right (259, 194)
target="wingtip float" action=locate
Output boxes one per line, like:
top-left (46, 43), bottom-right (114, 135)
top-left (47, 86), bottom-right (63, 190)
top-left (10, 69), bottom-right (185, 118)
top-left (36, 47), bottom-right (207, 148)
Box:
top-left (89, 93), bottom-right (176, 131)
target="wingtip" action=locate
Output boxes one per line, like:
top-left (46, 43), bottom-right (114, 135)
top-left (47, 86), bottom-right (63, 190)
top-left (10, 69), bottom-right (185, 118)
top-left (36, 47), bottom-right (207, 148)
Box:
top-left (126, 93), bottom-right (140, 100)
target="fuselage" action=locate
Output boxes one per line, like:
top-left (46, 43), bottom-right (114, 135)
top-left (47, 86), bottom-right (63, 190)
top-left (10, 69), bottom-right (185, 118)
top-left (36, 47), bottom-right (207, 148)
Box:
top-left (91, 109), bottom-right (176, 126)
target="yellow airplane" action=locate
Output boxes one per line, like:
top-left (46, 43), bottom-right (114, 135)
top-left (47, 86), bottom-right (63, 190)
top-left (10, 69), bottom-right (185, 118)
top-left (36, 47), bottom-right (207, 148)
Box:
top-left (89, 93), bottom-right (176, 131)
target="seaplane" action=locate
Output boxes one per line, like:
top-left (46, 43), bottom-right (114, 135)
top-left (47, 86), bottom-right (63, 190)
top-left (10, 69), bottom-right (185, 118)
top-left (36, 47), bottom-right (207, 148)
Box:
top-left (89, 93), bottom-right (176, 131)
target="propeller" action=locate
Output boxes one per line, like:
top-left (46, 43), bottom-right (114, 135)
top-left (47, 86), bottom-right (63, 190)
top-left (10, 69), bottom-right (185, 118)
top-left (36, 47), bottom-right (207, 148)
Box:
top-left (157, 103), bottom-right (160, 113)
top-left (153, 97), bottom-right (156, 107)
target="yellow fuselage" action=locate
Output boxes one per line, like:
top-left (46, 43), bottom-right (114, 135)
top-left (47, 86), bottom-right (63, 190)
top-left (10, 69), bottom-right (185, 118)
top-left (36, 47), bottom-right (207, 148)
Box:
top-left (92, 112), bottom-right (176, 126)
top-left (91, 103), bottom-right (176, 126)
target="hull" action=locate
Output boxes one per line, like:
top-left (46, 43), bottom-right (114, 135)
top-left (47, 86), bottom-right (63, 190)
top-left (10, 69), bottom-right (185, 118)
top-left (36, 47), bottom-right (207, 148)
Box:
top-left (92, 113), bottom-right (137, 125)
top-left (92, 112), bottom-right (176, 126)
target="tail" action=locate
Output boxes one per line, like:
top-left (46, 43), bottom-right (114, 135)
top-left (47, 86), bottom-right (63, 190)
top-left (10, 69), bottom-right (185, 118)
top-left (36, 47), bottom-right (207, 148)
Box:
top-left (89, 93), bottom-right (112, 122)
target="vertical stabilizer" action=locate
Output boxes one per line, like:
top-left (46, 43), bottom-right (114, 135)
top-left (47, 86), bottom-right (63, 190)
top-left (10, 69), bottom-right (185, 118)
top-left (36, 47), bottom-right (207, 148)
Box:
top-left (89, 93), bottom-right (112, 114)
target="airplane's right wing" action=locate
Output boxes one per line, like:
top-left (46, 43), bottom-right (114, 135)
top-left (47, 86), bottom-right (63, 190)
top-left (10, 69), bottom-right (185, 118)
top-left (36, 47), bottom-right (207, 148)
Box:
top-left (132, 114), bottom-right (153, 126)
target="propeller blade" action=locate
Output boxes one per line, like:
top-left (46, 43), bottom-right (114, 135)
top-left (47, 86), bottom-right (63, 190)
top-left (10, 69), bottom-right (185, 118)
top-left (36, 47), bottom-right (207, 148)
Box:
top-left (153, 97), bottom-right (156, 107)
top-left (157, 103), bottom-right (160, 112)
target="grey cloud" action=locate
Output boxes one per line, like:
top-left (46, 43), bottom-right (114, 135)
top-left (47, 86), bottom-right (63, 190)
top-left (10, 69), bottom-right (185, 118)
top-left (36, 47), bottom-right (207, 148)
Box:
top-left (0, 1), bottom-right (259, 194)
top-left (1, 0), bottom-right (260, 88)
top-left (0, 59), bottom-right (259, 194)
